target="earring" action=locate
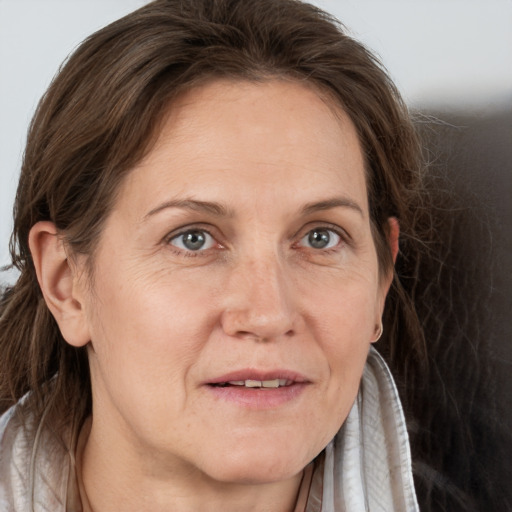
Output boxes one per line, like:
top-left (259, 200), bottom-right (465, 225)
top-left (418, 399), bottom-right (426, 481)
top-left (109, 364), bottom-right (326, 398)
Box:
top-left (372, 321), bottom-right (383, 342)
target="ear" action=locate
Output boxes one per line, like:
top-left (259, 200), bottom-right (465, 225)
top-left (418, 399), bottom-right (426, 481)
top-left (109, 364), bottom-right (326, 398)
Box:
top-left (379, 217), bottom-right (400, 294)
top-left (373, 217), bottom-right (400, 342)
top-left (387, 217), bottom-right (400, 265)
top-left (28, 221), bottom-right (90, 347)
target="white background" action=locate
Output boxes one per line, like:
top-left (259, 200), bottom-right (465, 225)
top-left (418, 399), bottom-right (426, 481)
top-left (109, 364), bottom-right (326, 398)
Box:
top-left (1, 0), bottom-right (511, 278)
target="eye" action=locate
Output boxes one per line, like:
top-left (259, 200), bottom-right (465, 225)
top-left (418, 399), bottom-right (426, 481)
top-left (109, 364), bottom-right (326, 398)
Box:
top-left (299, 228), bottom-right (341, 250)
top-left (169, 229), bottom-right (216, 252)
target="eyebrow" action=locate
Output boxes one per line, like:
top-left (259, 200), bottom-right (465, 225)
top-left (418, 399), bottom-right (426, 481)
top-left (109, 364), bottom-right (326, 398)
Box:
top-left (144, 199), bottom-right (232, 220)
top-left (144, 196), bottom-right (364, 220)
top-left (301, 197), bottom-right (364, 216)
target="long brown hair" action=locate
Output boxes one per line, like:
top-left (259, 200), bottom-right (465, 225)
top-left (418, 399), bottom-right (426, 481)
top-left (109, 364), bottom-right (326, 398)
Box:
top-left (1, 0), bottom-right (432, 502)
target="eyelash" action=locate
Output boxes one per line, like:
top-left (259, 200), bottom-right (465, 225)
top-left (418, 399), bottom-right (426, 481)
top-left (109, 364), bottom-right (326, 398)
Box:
top-left (164, 223), bottom-right (348, 257)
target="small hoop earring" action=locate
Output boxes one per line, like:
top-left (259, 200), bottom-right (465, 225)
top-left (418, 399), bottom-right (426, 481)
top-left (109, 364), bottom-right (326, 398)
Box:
top-left (372, 321), bottom-right (383, 342)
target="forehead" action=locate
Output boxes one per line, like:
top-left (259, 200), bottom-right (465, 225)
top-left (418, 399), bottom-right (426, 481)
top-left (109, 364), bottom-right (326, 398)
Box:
top-left (116, 79), bottom-right (368, 218)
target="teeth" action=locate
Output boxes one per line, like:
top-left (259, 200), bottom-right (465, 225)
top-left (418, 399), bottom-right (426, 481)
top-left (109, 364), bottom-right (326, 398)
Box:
top-left (226, 379), bottom-right (290, 388)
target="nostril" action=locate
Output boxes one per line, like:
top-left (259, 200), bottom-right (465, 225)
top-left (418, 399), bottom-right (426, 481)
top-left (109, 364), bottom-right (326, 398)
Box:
top-left (232, 329), bottom-right (295, 342)
top-left (234, 331), bottom-right (268, 342)
top-left (221, 304), bottom-right (299, 341)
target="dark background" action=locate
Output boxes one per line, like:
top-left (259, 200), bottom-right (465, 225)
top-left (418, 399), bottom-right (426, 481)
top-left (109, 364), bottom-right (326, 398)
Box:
top-left (410, 107), bottom-right (512, 511)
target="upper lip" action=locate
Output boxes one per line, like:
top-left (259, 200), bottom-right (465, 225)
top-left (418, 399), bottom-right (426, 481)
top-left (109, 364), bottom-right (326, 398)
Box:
top-left (206, 369), bottom-right (309, 385)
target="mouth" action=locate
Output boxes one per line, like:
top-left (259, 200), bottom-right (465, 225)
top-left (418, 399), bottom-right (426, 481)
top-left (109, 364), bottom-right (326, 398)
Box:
top-left (205, 370), bottom-right (309, 408)
top-left (207, 369), bottom-right (308, 388)
top-left (209, 378), bottom-right (294, 389)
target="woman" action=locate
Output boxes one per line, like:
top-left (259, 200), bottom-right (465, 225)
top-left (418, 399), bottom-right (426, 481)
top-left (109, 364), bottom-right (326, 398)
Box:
top-left (0, 0), bottom-right (427, 510)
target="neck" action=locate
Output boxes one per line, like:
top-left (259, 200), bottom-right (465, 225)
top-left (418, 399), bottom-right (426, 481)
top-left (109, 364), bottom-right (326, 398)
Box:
top-left (78, 419), bottom-right (306, 512)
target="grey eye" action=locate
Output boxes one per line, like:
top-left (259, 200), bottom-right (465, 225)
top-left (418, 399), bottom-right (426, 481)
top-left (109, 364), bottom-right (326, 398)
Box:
top-left (170, 230), bottom-right (215, 251)
top-left (300, 228), bottom-right (340, 250)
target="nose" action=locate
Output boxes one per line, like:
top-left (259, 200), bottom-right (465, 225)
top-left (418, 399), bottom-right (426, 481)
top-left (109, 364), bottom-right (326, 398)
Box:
top-left (220, 255), bottom-right (301, 342)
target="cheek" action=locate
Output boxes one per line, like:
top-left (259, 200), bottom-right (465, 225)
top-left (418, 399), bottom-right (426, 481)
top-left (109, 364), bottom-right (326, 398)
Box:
top-left (316, 293), bottom-right (374, 386)
top-left (89, 257), bottom-right (217, 336)
top-left (84, 272), bottom-right (221, 446)
top-left (297, 259), bottom-right (380, 340)
top-left (300, 269), bottom-right (378, 401)
top-left (84, 266), bottom-right (218, 400)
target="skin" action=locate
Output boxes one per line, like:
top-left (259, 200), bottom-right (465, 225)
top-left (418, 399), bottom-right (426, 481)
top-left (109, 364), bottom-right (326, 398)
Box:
top-left (30, 80), bottom-right (398, 512)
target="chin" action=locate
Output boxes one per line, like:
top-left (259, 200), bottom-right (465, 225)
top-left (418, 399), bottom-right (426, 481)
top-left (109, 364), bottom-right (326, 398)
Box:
top-left (208, 461), bottom-right (303, 485)
top-left (198, 438), bottom-right (318, 485)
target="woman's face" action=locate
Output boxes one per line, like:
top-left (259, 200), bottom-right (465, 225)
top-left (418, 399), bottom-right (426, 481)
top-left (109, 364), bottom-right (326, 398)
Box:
top-left (77, 80), bottom-right (390, 484)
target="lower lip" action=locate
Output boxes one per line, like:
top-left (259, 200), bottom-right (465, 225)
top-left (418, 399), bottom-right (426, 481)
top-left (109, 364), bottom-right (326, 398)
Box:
top-left (205, 383), bottom-right (308, 409)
